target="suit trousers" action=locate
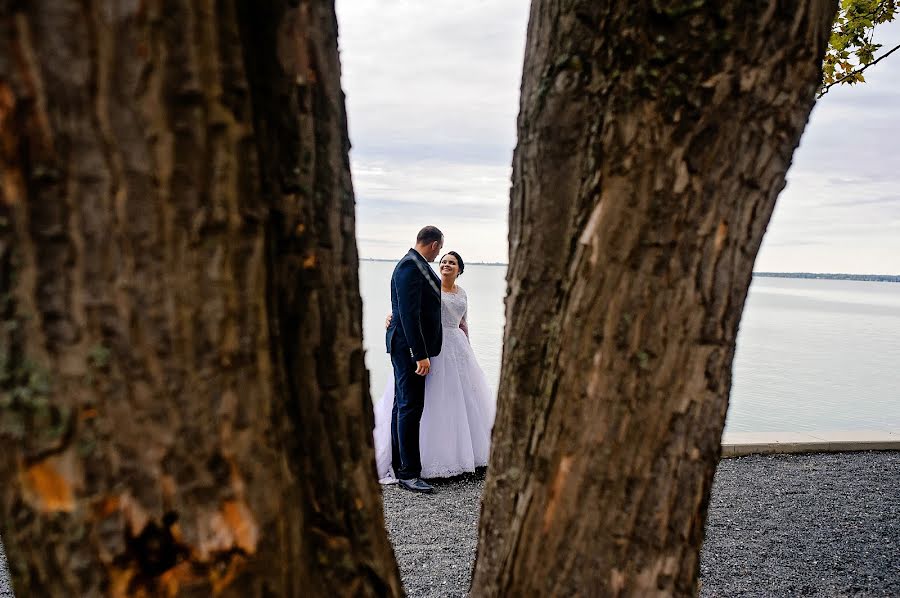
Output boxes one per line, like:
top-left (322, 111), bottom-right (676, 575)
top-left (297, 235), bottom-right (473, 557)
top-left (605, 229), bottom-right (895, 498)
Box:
top-left (390, 345), bottom-right (426, 480)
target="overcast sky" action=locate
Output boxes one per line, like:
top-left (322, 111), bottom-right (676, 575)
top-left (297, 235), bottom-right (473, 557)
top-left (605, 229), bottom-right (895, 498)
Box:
top-left (337, 2), bottom-right (900, 274)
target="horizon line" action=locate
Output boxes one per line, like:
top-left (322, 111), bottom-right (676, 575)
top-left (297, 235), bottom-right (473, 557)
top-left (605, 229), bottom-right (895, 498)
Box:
top-left (358, 258), bottom-right (900, 278)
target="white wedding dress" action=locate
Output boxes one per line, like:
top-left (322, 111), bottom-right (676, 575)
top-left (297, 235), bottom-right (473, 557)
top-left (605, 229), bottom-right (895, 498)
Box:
top-left (374, 287), bottom-right (496, 482)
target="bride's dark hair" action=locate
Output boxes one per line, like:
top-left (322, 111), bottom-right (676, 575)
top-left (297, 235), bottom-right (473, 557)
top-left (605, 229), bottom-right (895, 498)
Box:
top-left (441, 251), bottom-right (464, 276)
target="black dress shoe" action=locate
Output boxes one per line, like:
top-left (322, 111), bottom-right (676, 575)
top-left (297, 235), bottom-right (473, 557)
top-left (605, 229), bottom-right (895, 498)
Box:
top-left (398, 478), bottom-right (434, 494)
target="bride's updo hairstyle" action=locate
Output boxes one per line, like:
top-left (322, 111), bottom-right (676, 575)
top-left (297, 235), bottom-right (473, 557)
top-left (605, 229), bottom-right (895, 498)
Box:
top-left (442, 251), bottom-right (465, 276)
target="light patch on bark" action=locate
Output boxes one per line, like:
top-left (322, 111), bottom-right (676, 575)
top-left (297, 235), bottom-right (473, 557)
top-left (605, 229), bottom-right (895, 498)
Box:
top-left (199, 499), bottom-right (260, 557)
top-left (673, 160), bottom-right (690, 194)
top-left (585, 350), bottom-right (605, 398)
top-left (221, 499), bottom-right (259, 554)
top-left (19, 451), bottom-right (82, 513)
top-left (714, 221), bottom-right (729, 253)
top-left (704, 69), bottom-right (734, 105)
top-left (610, 568), bottom-right (626, 594)
top-left (542, 454), bottom-right (574, 532)
top-left (156, 562), bottom-right (197, 597)
top-left (577, 199), bottom-right (606, 268)
top-left (107, 566), bottom-right (137, 598)
top-left (119, 492), bottom-right (151, 536)
top-left (635, 554), bottom-right (681, 596)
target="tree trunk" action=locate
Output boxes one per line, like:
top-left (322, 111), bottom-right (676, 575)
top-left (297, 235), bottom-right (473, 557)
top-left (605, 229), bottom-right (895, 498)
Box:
top-left (0, 2), bottom-right (400, 596)
top-left (472, 1), bottom-right (836, 596)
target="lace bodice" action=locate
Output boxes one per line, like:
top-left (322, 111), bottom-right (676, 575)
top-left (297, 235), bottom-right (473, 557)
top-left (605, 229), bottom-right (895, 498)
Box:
top-left (441, 287), bottom-right (467, 328)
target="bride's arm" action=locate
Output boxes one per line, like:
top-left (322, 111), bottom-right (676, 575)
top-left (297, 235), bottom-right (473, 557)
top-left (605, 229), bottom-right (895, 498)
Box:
top-left (458, 288), bottom-right (470, 340)
top-left (460, 307), bottom-right (469, 339)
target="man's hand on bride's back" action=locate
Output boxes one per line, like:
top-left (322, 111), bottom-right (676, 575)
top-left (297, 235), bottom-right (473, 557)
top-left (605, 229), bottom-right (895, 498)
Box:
top-left (385, 314), bottom-right (392, 329)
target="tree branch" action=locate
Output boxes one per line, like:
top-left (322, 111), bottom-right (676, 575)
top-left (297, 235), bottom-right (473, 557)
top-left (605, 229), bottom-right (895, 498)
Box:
top-left (819, 41), bottom-right (900, 97)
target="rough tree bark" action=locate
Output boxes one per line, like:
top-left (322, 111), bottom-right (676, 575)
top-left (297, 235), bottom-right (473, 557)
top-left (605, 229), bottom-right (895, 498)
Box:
top-left (0, 1), bottom-right (400, 596)
top-left (472, 1), bottom-right (836, 596)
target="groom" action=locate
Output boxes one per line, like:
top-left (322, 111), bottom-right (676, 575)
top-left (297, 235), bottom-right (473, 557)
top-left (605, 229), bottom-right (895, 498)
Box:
top-left (386, 225), bottom-right (444, 494)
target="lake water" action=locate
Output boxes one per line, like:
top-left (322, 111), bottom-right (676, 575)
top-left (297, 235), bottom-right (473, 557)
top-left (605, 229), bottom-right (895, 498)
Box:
top-left (360, 261), bottom-right (900, 433)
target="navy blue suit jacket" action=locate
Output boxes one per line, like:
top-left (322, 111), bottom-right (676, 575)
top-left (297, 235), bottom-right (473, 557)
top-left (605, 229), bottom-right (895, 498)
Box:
top-left (386, 249), bottom-right (443, 361)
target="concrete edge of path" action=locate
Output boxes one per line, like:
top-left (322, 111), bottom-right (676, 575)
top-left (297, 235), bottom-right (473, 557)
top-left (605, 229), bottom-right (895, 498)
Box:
top-left (721, 429), bottom-right (900, 457)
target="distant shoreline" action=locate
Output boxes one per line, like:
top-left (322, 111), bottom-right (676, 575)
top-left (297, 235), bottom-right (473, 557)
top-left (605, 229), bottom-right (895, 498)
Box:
top-left (360, 259), bottom-right (899, 282)
top-left (360, 258), bottom-right (507, 267)
top-left (752, 272), bottom-right (900, 283)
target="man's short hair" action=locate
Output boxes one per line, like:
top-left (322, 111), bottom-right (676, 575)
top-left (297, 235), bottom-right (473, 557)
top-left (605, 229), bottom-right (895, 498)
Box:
top-left (416, 225), bottom-right (443, 245)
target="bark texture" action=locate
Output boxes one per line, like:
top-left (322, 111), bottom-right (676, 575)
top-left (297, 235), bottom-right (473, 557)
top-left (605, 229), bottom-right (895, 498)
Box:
top-left (472, 1), bottom-right (836, 596)
top-left (0, 1), bottom-right (400, 596)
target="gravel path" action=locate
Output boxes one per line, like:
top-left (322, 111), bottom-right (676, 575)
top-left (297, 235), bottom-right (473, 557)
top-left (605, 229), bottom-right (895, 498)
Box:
top-left (382, 474), bottom-right (487, 596)
top-left (2, 452), bottom-right (896, 596)
top-left (381, 452), bottom-right (900, 597)
top-left (0, 536), bottom-right (11, 598)
top-left (699, 452), bottom-right (899, 597)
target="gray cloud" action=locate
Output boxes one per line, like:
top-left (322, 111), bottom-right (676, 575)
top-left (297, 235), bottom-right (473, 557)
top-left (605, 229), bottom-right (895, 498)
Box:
top-left (358, 197), bottom-right (507, 222)
top-left (338, 2), bottom-right (900, 273)
top-left (823, 195), bottom-right (900, 208)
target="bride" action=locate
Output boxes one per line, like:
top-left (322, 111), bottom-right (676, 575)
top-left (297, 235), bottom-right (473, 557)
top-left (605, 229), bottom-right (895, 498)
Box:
top-left (374, 251), bottom-right (496, 482)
